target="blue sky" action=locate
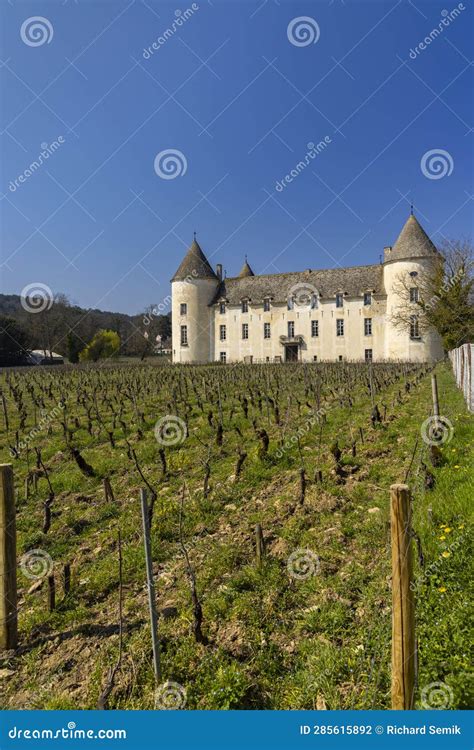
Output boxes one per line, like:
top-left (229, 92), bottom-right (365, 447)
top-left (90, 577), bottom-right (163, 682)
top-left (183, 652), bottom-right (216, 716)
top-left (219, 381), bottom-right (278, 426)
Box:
top-left (1, 0), bottom-right (472, 315)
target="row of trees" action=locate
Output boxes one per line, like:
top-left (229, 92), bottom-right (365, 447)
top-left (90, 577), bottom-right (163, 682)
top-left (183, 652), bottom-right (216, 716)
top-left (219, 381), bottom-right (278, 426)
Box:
top-left (0, 293), bottom-right (171, 366)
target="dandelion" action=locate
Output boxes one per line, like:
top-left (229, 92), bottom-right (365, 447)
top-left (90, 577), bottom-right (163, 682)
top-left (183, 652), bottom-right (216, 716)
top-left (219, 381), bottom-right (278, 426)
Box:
top-left (454, 465), bottom-right (460, 469)
top-left (444, 527), bottom-right (452, 533)
top-left (439, 536), bottom-right (446, 540)
top-left (438, 587), bottom-right (446, 593)
top-left (441, 551), bottom-right (451, 558)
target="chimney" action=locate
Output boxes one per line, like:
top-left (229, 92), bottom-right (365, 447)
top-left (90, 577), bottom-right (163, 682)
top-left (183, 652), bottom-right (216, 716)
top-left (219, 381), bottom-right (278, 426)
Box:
top-left (216, 264), bottom-right (222, 281)
top-left (383, 246), bottom-right (392, 262)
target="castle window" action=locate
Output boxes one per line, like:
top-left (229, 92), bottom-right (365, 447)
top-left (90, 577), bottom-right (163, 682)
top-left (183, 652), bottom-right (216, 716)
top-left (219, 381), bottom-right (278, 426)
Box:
top-left (288, 321), bottom-right (295, 337)
top-left (338, 355), bottom-right (343, 362)
top-left (311, 294), bottom-right (318, 309)
top-left (219, 301), bottom-right (226, 314)
top-left (220, 325), bottom-right (226, 341)
top-left (264, 322), bottom-right (271, 339)
top-left (336, 293), bottom-right (344, 308)
top-left (364, 318), bottom-right (372, 336)
top-left (311, 320), bottom-right (319, 337)
top-left (180, 325), bottom-right (188, 346)
top-left (365, 349), bottom-right (373, 362)
top-left (180, 303), bottom-right (187, 316)
top-left (220, 352), bottom-right (227, 363)
top-left (287, 297), bottom-right (294, 310)
top-left (364, 292), bottom-right (372, 306)
top-left (242, 323), bottom-right (249, 340)
top-left (263, 298), bottom-right (271, 312)
top-left (410, 287), bottom-right (419, 303)
top-left (336, 319), bottom-right (344, 336)
top-left (241, 300), bottom-right (248, 313)
top-left (410, 315), bottom-right (420, 339)
top-left (313, 355), bottom-right (317, 362)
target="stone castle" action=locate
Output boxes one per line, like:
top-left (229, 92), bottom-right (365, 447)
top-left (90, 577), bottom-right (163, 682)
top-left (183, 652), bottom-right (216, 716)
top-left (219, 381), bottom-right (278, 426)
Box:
top-left (171, 214), bottom-right (444, 364)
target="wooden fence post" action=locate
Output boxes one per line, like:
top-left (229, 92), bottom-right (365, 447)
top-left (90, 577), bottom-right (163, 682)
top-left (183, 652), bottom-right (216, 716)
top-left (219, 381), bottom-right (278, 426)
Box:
top-left (0, 464), bottom-right (17, 650)
top-left (390, 483), bottom-right (415, 709)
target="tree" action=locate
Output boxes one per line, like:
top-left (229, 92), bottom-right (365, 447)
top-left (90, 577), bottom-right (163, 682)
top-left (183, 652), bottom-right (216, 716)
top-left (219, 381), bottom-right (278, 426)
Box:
top-left (0, 316), bottom-right (31, 366)
top-left (66, 331), bottom-right (83, 363)
top-left (390, 238), bottom-right (474, 351)
top-left (79, 330), bottom-right (121, 362)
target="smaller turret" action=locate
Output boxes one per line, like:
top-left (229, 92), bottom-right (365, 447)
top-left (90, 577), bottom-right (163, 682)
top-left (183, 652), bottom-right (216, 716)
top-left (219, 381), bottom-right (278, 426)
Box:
top-left (238, 257), bottom-right (255, 277)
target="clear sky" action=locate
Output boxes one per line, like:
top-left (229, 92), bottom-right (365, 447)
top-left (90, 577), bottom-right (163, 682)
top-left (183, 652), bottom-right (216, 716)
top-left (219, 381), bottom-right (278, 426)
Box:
top-left (1, 0), bottom-right (472, 315)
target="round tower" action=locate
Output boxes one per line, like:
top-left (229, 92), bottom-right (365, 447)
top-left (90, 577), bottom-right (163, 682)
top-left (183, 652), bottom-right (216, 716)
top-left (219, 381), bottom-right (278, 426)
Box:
top-left (171, 237), bottom-right (220, 363)
top-left (383, 213), bottom-right (444, 362)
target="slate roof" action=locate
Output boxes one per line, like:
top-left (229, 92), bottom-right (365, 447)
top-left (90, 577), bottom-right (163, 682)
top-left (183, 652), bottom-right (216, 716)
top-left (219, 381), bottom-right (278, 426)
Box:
top-left (385, 214), bottom-right (438, 263)
top-left (171, 239), bottom-right (218, 281)
top-left (238, 259), bottom-right (255, 277)
top-left (211, 263), bottom-right (384, 305)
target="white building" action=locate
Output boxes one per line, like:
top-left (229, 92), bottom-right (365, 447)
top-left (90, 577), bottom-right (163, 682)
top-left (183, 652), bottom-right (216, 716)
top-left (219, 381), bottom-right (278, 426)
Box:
top-left (171, 214), bottom-right (444, 364)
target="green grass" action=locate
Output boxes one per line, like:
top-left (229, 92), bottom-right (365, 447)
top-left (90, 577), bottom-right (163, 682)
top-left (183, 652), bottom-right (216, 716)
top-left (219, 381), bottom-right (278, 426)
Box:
top-left (0, 361), bottom-right (472, 710)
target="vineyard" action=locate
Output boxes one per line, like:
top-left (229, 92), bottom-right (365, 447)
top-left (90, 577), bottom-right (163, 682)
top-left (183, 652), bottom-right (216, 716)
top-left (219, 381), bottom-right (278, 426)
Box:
top-left (0, 360), bottom-right (472, 710)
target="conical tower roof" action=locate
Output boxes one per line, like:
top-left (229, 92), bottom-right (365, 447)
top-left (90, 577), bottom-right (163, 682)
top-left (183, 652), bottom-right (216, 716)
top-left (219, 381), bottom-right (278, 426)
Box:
top-left (172, 238), bottom-right (218, 281)
top-left (238, 258), bottom-right (255, 277)
top-left (388, 214), bottom-right (438, 262)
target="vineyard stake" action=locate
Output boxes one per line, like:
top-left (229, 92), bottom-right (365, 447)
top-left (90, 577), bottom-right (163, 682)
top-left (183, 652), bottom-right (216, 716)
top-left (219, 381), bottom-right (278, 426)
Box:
top-left (431, 374), bottom-right (440, 425)
top-left (390, 483), bottom-right (415, 709)
top-left (255, 524), bottom-right (264, 568)
top-left (140, 488), bottom-right (161, 683)
top-left (0, 464), bottom-right (17, 650)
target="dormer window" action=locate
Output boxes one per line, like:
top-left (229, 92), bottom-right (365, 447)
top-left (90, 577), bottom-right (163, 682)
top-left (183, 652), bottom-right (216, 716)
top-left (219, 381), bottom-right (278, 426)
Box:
top-left (263, 298), bottom-right (271, 312)
top-left (335, 293), bottom-right (344, 308)
top-left (363, 292), bottom-right (372, 306)
top-left (287, 297), bottom-right (294, 311)
top-left (310, 294), bottom-right (318, 309)
top-left (410, 287), bottom-right (419, 303)
top-left (219, 301), bottom-right (226, 314)
top-left (180, 303), bottom-right (187, 316)
top-left (241, 300), bottom-right (248, 313)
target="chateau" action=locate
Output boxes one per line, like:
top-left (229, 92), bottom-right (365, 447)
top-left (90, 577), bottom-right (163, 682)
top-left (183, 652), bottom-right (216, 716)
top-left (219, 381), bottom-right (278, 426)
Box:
top-left (171, 214), bottom-right (444, 364)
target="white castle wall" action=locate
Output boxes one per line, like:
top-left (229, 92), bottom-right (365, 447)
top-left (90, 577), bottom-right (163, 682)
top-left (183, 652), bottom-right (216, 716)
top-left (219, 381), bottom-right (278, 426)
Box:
top-left (383, 258), bottom-right (444, 362)
top-left (211, 294), bottom-right (387, 362)
top-left (171, 278), bottom-right (218, 363)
